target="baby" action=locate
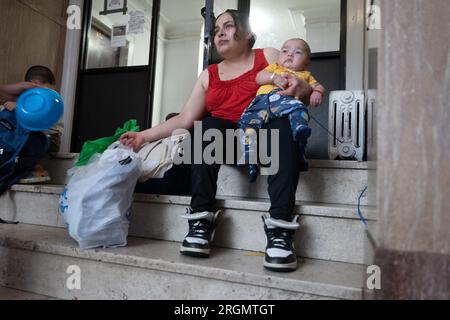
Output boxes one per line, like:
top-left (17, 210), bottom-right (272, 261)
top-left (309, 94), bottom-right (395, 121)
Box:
top-left (238, 38), bottom-right (325, 182)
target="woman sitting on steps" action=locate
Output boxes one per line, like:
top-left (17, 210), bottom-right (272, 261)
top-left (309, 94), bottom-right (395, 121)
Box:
top-left (121, 9), bottom-right (312, 272)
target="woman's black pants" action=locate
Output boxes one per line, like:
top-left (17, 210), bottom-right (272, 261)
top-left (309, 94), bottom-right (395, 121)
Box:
top-left (190, 116), bottom-right (302, 221)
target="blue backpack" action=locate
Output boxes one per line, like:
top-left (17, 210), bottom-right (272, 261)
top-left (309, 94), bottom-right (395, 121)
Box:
top-left (0, 109), bottom-right (30, 195)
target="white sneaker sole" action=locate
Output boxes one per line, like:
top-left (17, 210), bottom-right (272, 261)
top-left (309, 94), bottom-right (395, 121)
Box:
top-left (180, 245), bottom-right (210, 257)
top-left (263, 260), bottom-right (298, 271)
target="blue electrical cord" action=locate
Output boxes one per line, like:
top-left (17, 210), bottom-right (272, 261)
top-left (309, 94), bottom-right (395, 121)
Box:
top-left (309, 114), bottom-right (345, 144)
top-left (307, 110), bottom-right (368, 226)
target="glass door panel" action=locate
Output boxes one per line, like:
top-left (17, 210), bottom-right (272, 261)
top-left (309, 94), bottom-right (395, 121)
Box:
top-left (250, 0), bottom-right (341, 53)
top-left (151, 0), bottom-right (207, 126)
top-left (85, 0), bottom-right (153, 69)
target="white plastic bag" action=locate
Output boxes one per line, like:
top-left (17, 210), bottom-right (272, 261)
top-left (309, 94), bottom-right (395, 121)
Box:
top-left (59, 142), bottom-right (141, 250)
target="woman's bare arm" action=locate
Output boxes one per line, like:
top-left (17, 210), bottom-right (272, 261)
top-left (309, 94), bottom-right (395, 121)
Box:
top-left (263, 47), bottom-right (279, 64)
top-left (120, 70), bottom-right (209, 149)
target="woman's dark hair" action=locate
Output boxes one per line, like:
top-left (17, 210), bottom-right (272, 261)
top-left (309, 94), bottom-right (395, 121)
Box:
top-left (216, 9), bottom-right (256, 49)
top-left (24, 65), bottom-right (56, 85)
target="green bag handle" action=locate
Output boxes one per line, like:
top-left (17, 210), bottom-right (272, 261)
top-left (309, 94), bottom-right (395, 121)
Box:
top-left (75, 119), bottom-right (140, 167)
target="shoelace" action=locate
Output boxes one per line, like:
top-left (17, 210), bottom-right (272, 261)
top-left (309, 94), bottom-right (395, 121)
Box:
top-left (267, 228), bottom-right (293, 249)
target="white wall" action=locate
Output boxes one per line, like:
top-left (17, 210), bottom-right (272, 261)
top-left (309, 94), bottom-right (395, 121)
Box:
top-left (150, 0), bottom-right (204, 126)
top-left (346, 0), bottom-right (365, 90)
top-left (61, 0), bottom-right (84, 153)
top-left (126, 31), bottom-right (152, 66)
top-left (292, 3), bottom-right (341, 53)
top-left (151, 28), bottom-right (166, 127)
top-left (305, 19), bottom-right (340, 53)
top-left (158, 37), bottom-right (200, 123)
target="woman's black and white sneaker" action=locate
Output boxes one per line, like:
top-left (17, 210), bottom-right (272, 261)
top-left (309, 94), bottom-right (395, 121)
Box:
top-left (180, 209), bottom-right (221, 258)
top-left (262, 215), bottom-right (300, 272)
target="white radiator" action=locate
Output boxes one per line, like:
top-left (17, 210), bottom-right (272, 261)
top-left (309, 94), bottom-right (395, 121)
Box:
top-left (328, 90), bottom-right (366, 161)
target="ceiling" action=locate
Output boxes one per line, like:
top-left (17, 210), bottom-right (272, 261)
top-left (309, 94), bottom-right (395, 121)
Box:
top-left (158, 0), bottom-right (340, 48)
top-left (159, 0), bottom-right (340, 24)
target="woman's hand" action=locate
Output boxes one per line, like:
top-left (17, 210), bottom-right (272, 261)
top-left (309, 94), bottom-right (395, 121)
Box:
top-left (118, 70), bottom-right (207, 151)
top-left (273, 73), bottom-right (289, 89)
top-left (278, 75), bottom-right (312, 100)
top-left (120, 131), bottom-right (146, 151)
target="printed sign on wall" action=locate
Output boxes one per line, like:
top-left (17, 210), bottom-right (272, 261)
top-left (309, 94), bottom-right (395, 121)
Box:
top-left (100, 0), bottom-right (128, 15)
top-left (128, 11), bottom-right (146, 35)
top-left (111, 25), bottom-right (127, 47)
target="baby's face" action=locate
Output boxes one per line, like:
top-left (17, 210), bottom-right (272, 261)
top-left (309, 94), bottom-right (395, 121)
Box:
top-left (277, 39), bottom-right (310, 71)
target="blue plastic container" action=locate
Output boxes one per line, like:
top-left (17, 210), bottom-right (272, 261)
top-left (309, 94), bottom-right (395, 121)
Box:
top-left (15, 88), bottom-right (64, 131)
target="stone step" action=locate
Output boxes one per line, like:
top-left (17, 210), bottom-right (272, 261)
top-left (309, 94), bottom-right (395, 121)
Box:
top-left (0, 184), bottom-right (375, 264)
top-left (217, 161), bottom-right (373, 206)
top-left (41, 153), bottom-right (374, 206)
top-left (0, 286), bottom-right (58, 300)
top-left (0, 224), bottom-right (365, 300)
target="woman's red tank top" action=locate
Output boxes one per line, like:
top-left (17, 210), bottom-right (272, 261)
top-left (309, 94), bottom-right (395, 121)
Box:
top-left (205, 48), bottom-right (269, 123)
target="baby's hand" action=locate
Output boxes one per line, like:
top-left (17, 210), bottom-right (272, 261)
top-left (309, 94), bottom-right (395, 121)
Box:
top-left (310, 91), bottom-right (323, 107)
top-left (119, 131), bottom-right (145, 151)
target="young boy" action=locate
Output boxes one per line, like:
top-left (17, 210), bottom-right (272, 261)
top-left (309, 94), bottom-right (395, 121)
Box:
top-left (2, 66), bottom-right (63, 183)
top-left (238, 38), bottom-right (325, 182)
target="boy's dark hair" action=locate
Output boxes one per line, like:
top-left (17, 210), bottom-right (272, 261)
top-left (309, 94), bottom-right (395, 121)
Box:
top-left (216, 9), bottom-right (256, 49)
top-left (24, 65), bottom-right (56, 85)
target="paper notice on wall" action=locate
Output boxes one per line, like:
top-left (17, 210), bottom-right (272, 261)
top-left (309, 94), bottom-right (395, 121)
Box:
top-left (111, 24), bottom-right (127, 47)
top-left (100, 0), bottom-right (128, 15)
top-left (128, 10), bottom-right (146, 35)
top-left (106, 0), bottom-right (125, 11)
